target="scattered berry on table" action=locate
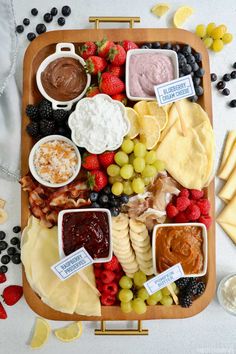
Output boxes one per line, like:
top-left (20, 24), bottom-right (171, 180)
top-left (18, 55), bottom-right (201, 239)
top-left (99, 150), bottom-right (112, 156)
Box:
top-left (50, 7), bottom-right (58, 16)
top-left (1, 255), bottom-right (10, 265)
top-left (211, 73), bottom-right (217, 82)
top-left (233, 62), bottom-right (236, 69)
top-left (2, 285), bottom-right (23, 306)
top-left (61, 5), bottom-right (71, 16)
top-left (10, 237), bottom-right (19, 246)
top-left (13, 226), bottom-right (21, 234)
top-left (36, 23), bottom-right (46, 35)
top-left (23, 18), bottom-right (30, 26)
top-left (0, 273), bottom-right (6, 283)
top-left (44, 13), bottom-right (53, 23)
top-left (0, 241), bottom-right (8, 251)
top-left (0, 231), bottom-right (6, 240)
top-left (26, 121), bottom-right (39, 138)
top-left (222, 88), bottom-right (230, 96)
top-left (216, 81), bottom-right (226, 90)
top-left (31, 8), bottom-right (38, 16)
top-left (0, 265), bottom-right (8, 274)
top-left (223, 73), bottom-right (231, 82)
top-left (12, 253), bottom-right (21, 265)
top-left (58, 17), bottom-right (65, 26)
top-left (229, 99), bottom-right (236, 108)
top-left (230, 71), bottom-right (236, 79)
top-left (27, 33), bottom-right (36, 41)
top-left (16, 25), bottom-right (24, 34)
top-left (7, 247), bottom-right (17, 256)
top-left (0, 303), bottom-right (7, 319)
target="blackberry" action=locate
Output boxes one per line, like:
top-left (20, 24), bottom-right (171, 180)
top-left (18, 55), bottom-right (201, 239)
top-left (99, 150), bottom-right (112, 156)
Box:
top-left (38, 100), bottom-right (52, 120)
top-left (195, 281), bottom-right (206, 296)
top-left (26, 104), bottom-right (39, 120)
top-left (176, 277), bottom-right (190, 289)
top-left (179, 294), bottom-right (193, 308)
top-left (184, 278), bottom-right (198, 296)
top-left (26, 121), bottom-right (39, 138)
top-left (53, 109), bottom-right (68, 124)
top-left (39, 119), bottom-right (56, 136)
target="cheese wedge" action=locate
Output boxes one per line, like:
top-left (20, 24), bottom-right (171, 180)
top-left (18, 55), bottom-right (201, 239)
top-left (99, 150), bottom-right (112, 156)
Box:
top-left (218, 168), bottom-right (236, 203)
top-left (218, 130), bottom-right (236, 175)
top-left (217, 195), bottom-right (236, 244)
top-left (218, 141), bottom-right (236, 180)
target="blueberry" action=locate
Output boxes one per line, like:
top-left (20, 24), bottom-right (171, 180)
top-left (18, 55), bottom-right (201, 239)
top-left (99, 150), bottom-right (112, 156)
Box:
top-left (0, 231), bottom-right (6, 240)
top-left (90, 192), bottom-right (98, 202)
top-left (62, 5), bottom-right (71, 16)
top-left (229, 99), bottom-right (236, 108)
top-left (110, 207), bottom-right (120, 217)
top-left (194, 52), bottom-right (202, 63)
top-left (27, 32), bottom-right (36, 41)
top-left (181, 45), bottom-right (191, 55)
top-left (103, 185), bottom-right (111, 195)
top-left (99, 194), bottom-right (109, 205)
top-left (179, 72), bottom-right (185, 77)
top-left (44, 13), bottom-right (53, 23)
top-left (191, 62), bottom-right (199, 72)
top-left (172, 44), bottom-right (180, 52)
top-left (230, 71), bottom-right (236, 79)
top-left (151, 41), bottom-right (161, 49)
top-left (120, 195), bottom-right (129, 204)
top-left (211, 73), bottom-right (217, 82)
top-left (110, 198), bottom-right (120, 207)
top-left (0, 265), bottom-right (8, 274)
top-left (91, 202), bottom-right (100, 208)
top-left (31, 8), bottom-right (38, 16)
top-left (162, 43), bottom-right (172, 50)
top-left (7, 247), bottom-right (17, 256)
top-left (12, 253), bottom-right (21, 264)
top-left (195, 68), bottom-right (205, 78)
top-left (195, 85), bottom-right (204, 96)
top-left (141, 43), bottom-right (152, 49)
top-left (1, 255), bottom-right (10, 265)
top-left (223, 73), bottom-right (231, 82)
top-left (188, 95), bottom-right (198, 102)
top-left (216, 81), bottom-right (226, 90)
top-left (186, 54), bottom-right (195, 65)
top-left (50, 7), bottom-right (58, 16)
top-left (16, 25), bottom-right (24, 33)
top-left (36, 24), bottom-right (46, 34)
top-left (177, 53), bottom-right (185, 61)
top-left (13, 226), bottom-right (21, 233)
top-left (182, 64), bottom-right (192, 75)
top-left (23, 18), bottom-right (30, 26)
top-left (193, 76), bottom-right (201, 86)
top-left (190, 71), bottom-right (194, 77)
top-left (0, 241), bottom-right (8, 251)
top-left (233, 62), bottom-right (236, 69)
top-left (222, 88), bottom-right (230, 96)
top-left (58, 17), bottom-right (65, 26)
top-left (10, 237), bottom-right (19, 246)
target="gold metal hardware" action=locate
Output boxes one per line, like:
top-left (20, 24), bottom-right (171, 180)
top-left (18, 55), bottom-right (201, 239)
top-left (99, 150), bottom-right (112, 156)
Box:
top-left (89, 16), bottom-right (140, 29)
top-left (94, 320), bottom-right (148, 335)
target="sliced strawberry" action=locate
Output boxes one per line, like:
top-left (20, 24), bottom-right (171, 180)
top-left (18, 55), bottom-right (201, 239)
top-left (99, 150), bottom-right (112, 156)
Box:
top-left (0, 302), bottom-right (7, 319)
top-left (111, 93), bottom-right (127, 106)
top-left (2, 285), bottom-right (23, 306)
top-left (79, 41), bottom-right (97, 60)
top-left (82, 153), bottom-right (100, 170)
top-left (87, 170), bottom-right (108, 192)
top-left (98, 151), bottom-right (115, 169)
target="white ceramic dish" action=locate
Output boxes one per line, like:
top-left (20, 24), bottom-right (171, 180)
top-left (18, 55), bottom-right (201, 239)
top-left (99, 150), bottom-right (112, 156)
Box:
top-left (152, 223), bottom-right (208, 278)
top-left (36, 42), bottom-right (91, 110)
top-left (125, 48), bottom-right (179, 101)
top-left (217, 273), bottom-right (236, 316)
top-left (29, 135), bottom-right (81, 188)
top-left (58, 208), bottom-right (113, 263)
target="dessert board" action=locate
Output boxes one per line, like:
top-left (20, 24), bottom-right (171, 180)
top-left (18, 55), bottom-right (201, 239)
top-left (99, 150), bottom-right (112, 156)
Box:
top-left (21, 27), bottom-right (215, 321)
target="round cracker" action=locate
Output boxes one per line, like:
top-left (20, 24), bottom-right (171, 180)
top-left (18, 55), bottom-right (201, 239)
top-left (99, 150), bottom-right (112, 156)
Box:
top-left (129, 219), bottom-right (147, 233)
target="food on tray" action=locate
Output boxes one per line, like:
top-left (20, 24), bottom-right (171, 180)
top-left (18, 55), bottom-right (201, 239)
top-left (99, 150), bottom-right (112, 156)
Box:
top-left (79, 41), bottom-right (97, 60)
top-left (54, 321), bottom-right (83, 342)
top-left (151, 3), bottom-right (170, 17)
top-left (155, 225), bottom-right (204, 275)
top-left (156, 99), bottom-right (215, 189)
top-left (41, 58), bottom-right (87, 101)
top-left (62, 210), bottom-right (110, 259)
top-left (219, 168), bottom-right (236, 203)
top-left (195, 23), bottom-right (233, 52)
top-left (29, 318), bottom-right (51, 349)
top-left (68, 94), bottom-right (129, 154)
top-left (22, 216), bottom-right (101, 316)
top-left (85, 56), bottom-right (107, 75)
top-left (218, 130), bottom-right (236, 180)
top-left (176, 277), bottom-right (206, 308)
top-left (217, 195), bottom-right (236, 244)
top-left (173, 6), bottom-right (194, 28)
top-left (218, 274), bottom-right (236, 315)
top-left (99, 72), bottom-right (125, 96)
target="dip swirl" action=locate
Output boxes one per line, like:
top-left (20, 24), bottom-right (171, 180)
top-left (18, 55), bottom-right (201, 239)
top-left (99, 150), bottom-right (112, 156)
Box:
top-left (155, 226), bottom-right (203, 274)
top-left (129, 53), bottom-right (174, 97)
top-left (41, 57), bottom-right (87, 101)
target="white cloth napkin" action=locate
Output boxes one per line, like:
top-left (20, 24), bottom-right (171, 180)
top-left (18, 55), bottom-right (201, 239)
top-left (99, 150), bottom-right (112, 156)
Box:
top-left (0, 0), bottom-right (20, 180)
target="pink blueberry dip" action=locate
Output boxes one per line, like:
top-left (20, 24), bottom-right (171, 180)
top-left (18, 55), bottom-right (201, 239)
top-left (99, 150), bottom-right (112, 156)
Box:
top-left (129, 53), bottom-right (174, 97)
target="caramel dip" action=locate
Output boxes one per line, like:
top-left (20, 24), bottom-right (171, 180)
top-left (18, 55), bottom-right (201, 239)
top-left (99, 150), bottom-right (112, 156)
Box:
top-left (155, 225), bottom-right (204, 275)
top-left (41, 57), bottom-right (87, 101)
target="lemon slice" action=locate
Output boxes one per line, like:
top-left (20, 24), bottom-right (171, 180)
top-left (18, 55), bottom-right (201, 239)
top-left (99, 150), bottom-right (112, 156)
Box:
top-left (151, 3), bottom-right (170, 17)
top-left (30, 318), bottom-right (51, 349)
top-left (125, 107), bottom-right (140, 139)
top-left (173, 6), bottom-right (194, 28)
top-left (139, 115), bottom-right (161, 149)
top-left (147, 102), bottom-right (168, 131)
top-left (54, 322), bottom-right (83, 342)
top-left (133, 101), bottom-right (149, 117)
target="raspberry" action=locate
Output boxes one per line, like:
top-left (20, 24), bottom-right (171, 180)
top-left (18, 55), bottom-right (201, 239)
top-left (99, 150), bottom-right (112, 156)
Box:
top-left (197, 199), bottom-right (211, 215)
top-left (94, 263), bottom-right (102, 269)
top-left (104, 255), bottom-right (120, 272)
top-left (96, 282), bottom-right (104, 294)
top-left (190, 189), bottom-right (204, 200)
top-left (166, 203), bottom-right (179, 219)
top-left (198, 215), bottom-right (212, 229)
top-left (101, 292), bottom-right (116, 306)
top-left (185, 204), bottom-right (201, 221)
top-left (115, 270), bottom-right (124, 282)
top-left (179, 188), bottom-right (190, 198)
top-left (174, 212), bottom-right (189, 223)
top-left (176, 197), bottom-right (191, 211)
top-left (101, 270), bottom-right (116, 284)
top-left (102, 282), bottom-right (119, 296)
top-left (94, 268), bottom-right (102, 279)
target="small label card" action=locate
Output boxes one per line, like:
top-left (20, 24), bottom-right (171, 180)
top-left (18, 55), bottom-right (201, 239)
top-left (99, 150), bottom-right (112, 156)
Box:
top-left (154, 75), bottom-right (195, 106)
top-left (144, 263), bottom-right (184, 295)
top-left (51, 247), bottom-right (93, 281)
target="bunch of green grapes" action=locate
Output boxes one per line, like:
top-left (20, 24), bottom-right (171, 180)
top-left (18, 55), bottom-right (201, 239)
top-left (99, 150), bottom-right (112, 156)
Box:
top-left (195, 23), bottom-right (233, 52)
top-left (118, 271), bottom-right (178, 314)
top-left (107, 138), bottom-right (165, 196)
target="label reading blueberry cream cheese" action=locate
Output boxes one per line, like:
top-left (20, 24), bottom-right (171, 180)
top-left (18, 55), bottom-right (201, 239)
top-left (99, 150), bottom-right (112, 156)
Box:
top-left (51, 247), bottom-right (93, 281)
top-left (154, 75), bottom-right (195, 106)
top-left (144, 263), bottom-right (184, 295)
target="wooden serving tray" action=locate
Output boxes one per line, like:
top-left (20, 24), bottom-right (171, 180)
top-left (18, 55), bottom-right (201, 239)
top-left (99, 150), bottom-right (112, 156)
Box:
top-left (21, 28), bottom-right (215, 321)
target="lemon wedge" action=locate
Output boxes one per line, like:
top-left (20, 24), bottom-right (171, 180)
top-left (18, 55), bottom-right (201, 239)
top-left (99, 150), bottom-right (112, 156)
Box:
top-left (173, 6), bottom-right (194, 28)
top-left (54, 322), bottom-right (83, 342)
top-left (151, 3), bottom-right (170, 17)
top-left (125, 107), bottom-right (140, 139)
top-left (30, 318), bottom-right (51, 349)
top-left (147, 102), bottom-right (168, 131)
top-left (139, 115), bottom-right (161, 149)
top-left (133, 101), bottom-right (149, 117)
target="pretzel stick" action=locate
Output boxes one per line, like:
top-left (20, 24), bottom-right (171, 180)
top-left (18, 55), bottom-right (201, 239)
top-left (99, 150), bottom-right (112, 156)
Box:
top-left (175, 100), bottom-right (188, 137)
top-left (167, 284), bottom-right (179, 305)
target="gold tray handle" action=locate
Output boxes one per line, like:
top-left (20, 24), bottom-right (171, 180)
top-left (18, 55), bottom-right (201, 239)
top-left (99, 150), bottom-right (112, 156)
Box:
top-left (95, 320), bottom-right (148, 335)
top-left (89, 16), bottom-right (140, 29)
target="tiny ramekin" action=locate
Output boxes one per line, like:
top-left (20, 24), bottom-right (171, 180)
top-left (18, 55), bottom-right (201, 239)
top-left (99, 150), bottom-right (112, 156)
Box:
top-left (29, 135), bottom-right (81, 188)
top-left (58, 208), bottom-right (113, 263)
top-left (152, 223), bottom-right (208, 278)
top-left (217, 273), bottom-right (236, 316)
top-left (36, 43), bottom-right (91, 111)
top-left (125, 48), bottom-right (179, 101)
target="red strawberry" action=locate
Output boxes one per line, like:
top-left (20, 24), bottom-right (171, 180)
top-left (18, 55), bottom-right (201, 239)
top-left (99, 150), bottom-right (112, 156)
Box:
top-left (111, 93), bottom-right (127, 106)
top-left (103, 255), bottom-right (119, 271)
top-left (2, 285), bottom-right (23, 306)
top-left (99, 72), bottom-right (125, 96)
top-left (98, 151), bottom-right (115, 169)
top-left (0, 273), bottom-right (6, 284)
top-left (166, 203), bottom-right (179, 219)
top-left (79, 41), bottom-right (97, 60)
top-left (121, 40), bottom-right (138, 51)
top-left (102, 282), bottom-right (119, 296)
top-left (101, 292), bottom-right (116, 306)
top-left (108, 44), bottom-right (126, 66)
top-left (86, 56), bottom-right (107, 75)
top-left (101, 270), bottom-right (115, 284)
top-left (87, 170), bottom-right (108, 192)
top-left (106, 64), bottom-right (125, 78)
top-left (96, 38), bottom-right (115, 58)
top-left (86, 85), bottom-right (100, 98)
top-left (0, 302), bottom-right (7, 319)
top-left (82, 153), bottom-right (100, 170)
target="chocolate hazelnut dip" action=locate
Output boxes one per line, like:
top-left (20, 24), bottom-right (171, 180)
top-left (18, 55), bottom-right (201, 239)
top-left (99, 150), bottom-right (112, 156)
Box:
top-left (41, 57), bottom-right (87, 101)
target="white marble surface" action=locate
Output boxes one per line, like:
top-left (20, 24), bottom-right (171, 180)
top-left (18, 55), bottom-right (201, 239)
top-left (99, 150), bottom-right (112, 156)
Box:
top-left (0, 0), bottom-right (236, 353)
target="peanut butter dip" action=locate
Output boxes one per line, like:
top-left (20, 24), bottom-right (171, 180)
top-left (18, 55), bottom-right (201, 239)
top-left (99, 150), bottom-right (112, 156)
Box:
top-left (155, 225), bottom-right (204, 275)
top-left (41, 57), bottom-right (87, 101)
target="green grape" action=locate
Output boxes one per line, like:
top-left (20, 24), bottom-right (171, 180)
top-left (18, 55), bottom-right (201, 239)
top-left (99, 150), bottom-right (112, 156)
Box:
top-left (145, 150), bottom-right (157, 164)
top-left (212, 39), bottom-right (224, 52)
top-left (112, 182), bottom-right (123, 196)
top-left (162, 287), bottom-right (170, 296)
top-left (123, 181), bottom-right (133, 196)
top-left (133, 157), bottom-right (145, 173)
top-left (118, 289), bottom-right (133, 303)
top-left (211, 26), bottom-right (225, 40)
top-left (129, 153), bottom-right (135, 164)
top-left (141, 165), bottom-right (157, 178)
top-left (121, 138), bottom-right (134, 154)
top-left (134, 142), bottom-right (146, 158)
top-left (143, 177), bottom-right (153, 186)
top-left (132, 298), bottom-right (147, 314)
top-left (132, 178), bottom-right (145, 194)
top-left (152, 159), bottom-right (165, 172)
top-left (222, 32), bottom-right (233, 44)
top-left (195, 24), bottom-right (206, 38)
top-left (133, 271), bottom-right (147, 287)
top-left (150, 290), bottom-right (162, 302)
top-left (146, 296), bottom-right (157, 306)
top-left (170, 283), bottom-right (177, 292)
top-left (107, 164), bottom-right (120, 177)
top-left (206, 22), bottom-right (216, 36)
top-left (203, 37), bottom-right (213, 49)
top-left (120, 164), bottom-right (134, 179)
top-left (109, 176), bottom-right (123, 184)
top-left (114, 151), bottom-right (129, 166)
top-left (120, 301), bottom-right (133, 313)
top-left (119, 276), bottom-right (133, 289)
top-left (137, 287), bottom-right (149, 301)
top-left (174, 287), bottom-right (180, 295)
top-left (160, 295), bottom-right (173, 306)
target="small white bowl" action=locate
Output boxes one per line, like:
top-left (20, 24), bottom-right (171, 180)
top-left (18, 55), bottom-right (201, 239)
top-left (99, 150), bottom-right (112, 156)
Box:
top-left (36, 43), bottom-right (91, 110)
top-left (217, 273), bottom-right (236, 316)
top-left (125, 48), bottom-right (179, 101)
top-left (29, 135), bottom-right (81, 188)
top-left (58, 208), bottom-right (113, 263)
top-left (152, 223), bottom-right (208, 278)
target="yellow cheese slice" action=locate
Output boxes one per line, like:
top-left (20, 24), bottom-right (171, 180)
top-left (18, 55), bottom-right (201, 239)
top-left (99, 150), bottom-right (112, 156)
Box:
top-left (218, 130), bottom-right (236, 175)
top-left (218, 168), bottom-right (236, 203)
top-left (218, 141), bottom-right (236, 180)
top-left (218, 223), bottom-right (236, 244)
top-left (217, 194), bottom-right (236, 244)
